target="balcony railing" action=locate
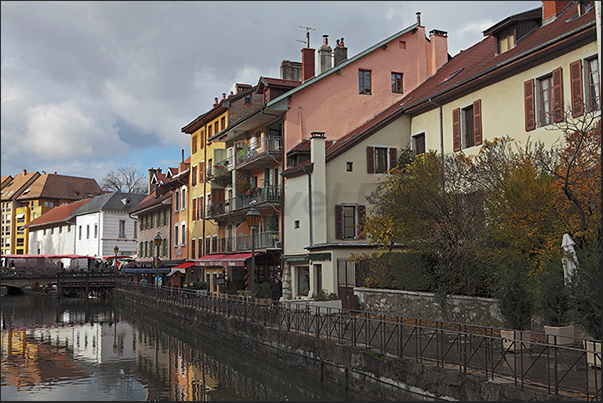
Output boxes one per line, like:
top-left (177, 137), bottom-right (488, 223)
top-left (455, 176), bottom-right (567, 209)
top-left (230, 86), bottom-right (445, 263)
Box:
top-left (209, 232), bottom-right (280, 253)
top-left (206, 186), bottom-right (281, 218)
top-left (235, 136), bottom-right (282, 167)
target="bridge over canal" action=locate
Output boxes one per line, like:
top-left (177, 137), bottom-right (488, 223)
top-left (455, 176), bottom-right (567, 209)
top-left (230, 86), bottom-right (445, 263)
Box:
top-left (1, 273), bottom-right (121, 297)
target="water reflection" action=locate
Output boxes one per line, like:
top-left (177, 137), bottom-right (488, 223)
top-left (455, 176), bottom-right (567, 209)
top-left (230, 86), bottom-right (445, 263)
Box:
top-left (1, 295), bottom-right (372, 401)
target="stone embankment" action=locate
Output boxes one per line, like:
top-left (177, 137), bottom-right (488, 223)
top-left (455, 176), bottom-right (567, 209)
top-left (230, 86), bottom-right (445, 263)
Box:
top-left (115, 287), bottom-right (570, 401)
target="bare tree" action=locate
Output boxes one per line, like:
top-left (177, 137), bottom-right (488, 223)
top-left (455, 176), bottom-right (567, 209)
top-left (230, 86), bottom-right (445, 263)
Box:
top-left (101, 166), bottom-right (146, 194)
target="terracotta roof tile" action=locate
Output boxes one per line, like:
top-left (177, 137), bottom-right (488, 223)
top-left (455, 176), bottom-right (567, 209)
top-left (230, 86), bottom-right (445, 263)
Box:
top-left (16, 173), bottom-right (103, 201)
top-left (24, 198), bottom-right (92, 228)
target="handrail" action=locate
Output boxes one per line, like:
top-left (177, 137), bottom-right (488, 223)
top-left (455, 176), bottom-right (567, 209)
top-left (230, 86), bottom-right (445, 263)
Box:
top-left (115, 281), bottom-right (601, 401)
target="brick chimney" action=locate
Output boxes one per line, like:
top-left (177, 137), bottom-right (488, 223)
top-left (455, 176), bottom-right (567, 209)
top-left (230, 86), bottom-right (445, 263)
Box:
top-left (318, 35), bottom-right (332, 75)
top-left (542, 1), bottom-right (569, 25)
top-left (334, 38), bottom-right (348, 67)
top-left (301, 47), bottom-right (315, 82)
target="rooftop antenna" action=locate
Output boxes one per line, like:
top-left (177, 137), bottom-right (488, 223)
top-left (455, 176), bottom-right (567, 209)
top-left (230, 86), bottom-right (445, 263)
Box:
top-left (298, 24), bottom-right (317, 48)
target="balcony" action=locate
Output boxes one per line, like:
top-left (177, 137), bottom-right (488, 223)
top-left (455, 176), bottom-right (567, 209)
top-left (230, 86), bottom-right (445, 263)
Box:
top-left (210, 231), bottom-right (280, 253)
top-left (207, 156), bottom-right (234, 186)
top-left (235, 136), bottom-right (282, 170)
top-left (206, 185), bottom-right (281, 222)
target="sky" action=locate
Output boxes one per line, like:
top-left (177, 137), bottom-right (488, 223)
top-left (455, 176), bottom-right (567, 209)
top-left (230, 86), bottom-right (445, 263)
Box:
top-left (1, 1), bottom-right (541, 186)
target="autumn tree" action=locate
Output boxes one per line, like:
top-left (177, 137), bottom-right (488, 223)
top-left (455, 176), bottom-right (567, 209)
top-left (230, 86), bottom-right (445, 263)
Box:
top-left (100, 166), bottom-right (146, 194)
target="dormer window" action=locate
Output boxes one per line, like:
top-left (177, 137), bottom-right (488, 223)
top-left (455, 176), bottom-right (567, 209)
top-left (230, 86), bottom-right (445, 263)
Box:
top-left (497, 27), bottom-right (515, 53)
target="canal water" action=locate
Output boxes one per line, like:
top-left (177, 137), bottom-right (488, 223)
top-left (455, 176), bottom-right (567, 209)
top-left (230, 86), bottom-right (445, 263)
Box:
top-left (1, 294), bottom-right (376, 401)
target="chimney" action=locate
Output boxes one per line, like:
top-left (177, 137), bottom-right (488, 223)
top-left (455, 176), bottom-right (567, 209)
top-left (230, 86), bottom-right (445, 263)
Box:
top-left (214, 97), bottom-right (218, 106)
top-left (416, 11), bottom-right (422, 27)
top-left (334, 37), bottom-right (348, 67)
top-left (148, 168), bottom-right (157, 194)
top-left (301, 47), bottom-right (315, 82)
top-left (310, 131), bottom-right (327, 245)
top-left (23, 169), bottom-right (27, 175)
top-left (429, 29), bottom-right (448, 74)
top-left (542, 1), bottom-right (569, 25)
top-left (235, 83), bottom-right (252, 94)
top-left (229, 91), bottom-right (234, 96)
top-left (222, 93), bottom-right (226, 100)
top-left (318, 35), bottom-right (333, 75)
top-left (280, 60), bottom-right (302, 81)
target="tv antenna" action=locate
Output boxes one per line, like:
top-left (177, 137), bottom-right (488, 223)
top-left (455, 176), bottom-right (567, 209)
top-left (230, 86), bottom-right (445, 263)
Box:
top-left (297, 24), bottom-right (317, 48)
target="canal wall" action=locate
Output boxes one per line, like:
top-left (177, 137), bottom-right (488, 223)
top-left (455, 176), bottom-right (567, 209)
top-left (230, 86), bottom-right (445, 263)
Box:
top-left (115, 288), bottom-right (568, 401)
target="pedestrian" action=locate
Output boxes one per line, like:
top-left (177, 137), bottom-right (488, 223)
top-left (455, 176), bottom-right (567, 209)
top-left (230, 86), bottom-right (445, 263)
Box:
top-left (270, 273), bottom-right (282, 305)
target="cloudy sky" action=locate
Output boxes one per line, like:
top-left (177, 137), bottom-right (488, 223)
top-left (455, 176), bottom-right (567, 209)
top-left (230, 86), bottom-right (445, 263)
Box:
top-left (1, 1), bottom-right (541, 185)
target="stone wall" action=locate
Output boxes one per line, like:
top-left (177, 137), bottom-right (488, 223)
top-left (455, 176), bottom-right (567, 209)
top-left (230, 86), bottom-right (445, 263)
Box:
top-left (356, 287), bottom-right (504, 328)
top-left (114, 288), bottom-right (566, 401)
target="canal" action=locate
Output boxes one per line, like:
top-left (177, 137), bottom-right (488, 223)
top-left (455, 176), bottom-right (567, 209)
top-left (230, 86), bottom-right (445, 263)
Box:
top-left (1, 294), bottom-right (376, 401)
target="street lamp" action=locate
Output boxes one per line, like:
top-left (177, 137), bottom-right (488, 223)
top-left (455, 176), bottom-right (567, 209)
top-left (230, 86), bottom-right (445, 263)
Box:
top-left (154, 232), bottom-right (162, 287)
top-left (113, 245), bottom-right (119, 271)
top-left (246, 206), bottom-right (261, 300)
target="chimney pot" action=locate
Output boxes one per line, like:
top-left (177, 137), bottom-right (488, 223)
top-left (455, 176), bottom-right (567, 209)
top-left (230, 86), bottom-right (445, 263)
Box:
top-left (23, 169), bottom-right (27, 175)
top-left (230, 91), bottom-right (234, 96)
top-left (222, 93), bottom-right (226, 100)
top-left (416, 12), bottom-right (421, 26)
top-left (323, 34), bottom-right (328, 45)
top-left (214, 97), bottom-right (218, 105)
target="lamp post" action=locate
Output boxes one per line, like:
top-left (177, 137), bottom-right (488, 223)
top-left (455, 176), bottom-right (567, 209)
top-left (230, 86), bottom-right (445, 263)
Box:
top-left (246, 207), bottom-right (261, 300)
top-left (113, 245), bottom-right (119, 272)
top-left (154, 232), bottom-right (162, 287)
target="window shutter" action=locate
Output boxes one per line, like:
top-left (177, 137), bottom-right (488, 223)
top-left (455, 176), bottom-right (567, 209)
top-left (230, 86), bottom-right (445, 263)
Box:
top-left (552, 67), bottom-right (564, 123)
top-left (524, 79), bottom-right (535, 131)
top-left (452, 108), bottom-right (461, 151)
top-left (335, 205), bottom-right (343, 239)
top-left (366, 147), bottom-right (374, 173)
top-left (357, 205), bottom-right (366, 239)
top-left (473, 99), bottom-right (482, 146)
top-left (570, 60), bottom-right (584, 117)
top-left (389, 148), bottom-right (398, 171)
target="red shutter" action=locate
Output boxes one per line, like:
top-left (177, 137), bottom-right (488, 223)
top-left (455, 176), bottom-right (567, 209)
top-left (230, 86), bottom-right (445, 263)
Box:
top-left (552, 67), bottom-right (564, 123)
top-left (389, 148), bottom-right (398, 171)
top-left (570, 60), bottom-right (584, 117)
top-left (524, 79), bottom-right (535, 131)
top-left (357, 205), bottom-right (366, 239)
top-left (473, 99), bottom-right (482, 146)
top-left (452, 108), bottom-right (461, 151)
top-left (335, 205), bottom-right (343, 239)
top-left (366, 147), bottom-right (374, 173)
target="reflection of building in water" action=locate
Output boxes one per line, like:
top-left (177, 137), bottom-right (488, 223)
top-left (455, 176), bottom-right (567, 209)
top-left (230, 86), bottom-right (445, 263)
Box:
top-left (1, 328), bottom-right (88, 389)
top-left (27, 321), bottom-right (136, 364)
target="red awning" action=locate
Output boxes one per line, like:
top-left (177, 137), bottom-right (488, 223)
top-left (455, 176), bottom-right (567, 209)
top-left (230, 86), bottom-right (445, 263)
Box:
top-left (173, 261), bottom-right (195, 269)
top-left (194, 252), bottom-right (259, 267)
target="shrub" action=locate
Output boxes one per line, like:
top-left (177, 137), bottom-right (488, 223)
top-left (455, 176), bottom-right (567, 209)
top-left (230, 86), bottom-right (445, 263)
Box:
top-left (568, 242), bottom-right (601, 340)
top-left (312, 289), bottom-right (338, 301)
top-left (255, 282), bottom-right (271, 299)
top-left (493, 252), bottom-right (534, 330)
top-left (536, 252), bottom-right (571, 326)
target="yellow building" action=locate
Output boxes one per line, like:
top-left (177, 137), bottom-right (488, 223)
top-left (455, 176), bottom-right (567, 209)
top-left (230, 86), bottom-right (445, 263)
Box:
top-left (181, 84), bottom-right (263, 292)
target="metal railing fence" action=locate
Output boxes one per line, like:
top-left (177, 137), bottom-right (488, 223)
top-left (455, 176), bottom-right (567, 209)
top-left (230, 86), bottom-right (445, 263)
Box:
top-left (116, 281), bottom-right (601, 401)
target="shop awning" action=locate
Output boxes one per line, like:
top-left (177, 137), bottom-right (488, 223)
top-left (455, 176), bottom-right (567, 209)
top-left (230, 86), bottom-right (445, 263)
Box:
top-left (172, 261), bottom-right (195, 269)
top-left (194, 252), bottom-right (260, 267)
top-left (120, 267), bottom-right (171, 274)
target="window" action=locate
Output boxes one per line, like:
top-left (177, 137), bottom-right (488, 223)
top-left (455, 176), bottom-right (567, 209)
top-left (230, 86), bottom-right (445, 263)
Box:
top-left (358, 70), bottom-right (371, 95)
top-left (119, 220), bottom-right (126, 238)
top-left (585, 57), bottom-right (600, 112)
top-left (413, 133), bottom-right (426, 156)
top-left (221, 117), bottom-right (225, 131)
top-left (497, 27), bottom-right (515, 54)
top-left (174, 225), bottom-right (179, 247)
top-left (453, 100), bottom-right (482, 151)
top-left (245, 94), bottom-right (251, 103)
top-left (314, 264), bottom-right (322, 293)
top-left (181, 224), bottom-right (186, 246)
top-left (205, 236), bottom-right (211, 254)
top-left (192, 134), bottom-right (197, 154)
top-left (366, 146), bottom-right (398, 173)
top-left (181, 188), bottom-right (186, 210)
top-left (214, 122), bottom-right (219, 135)
top-left (297, 266), bottom-right (310, 296)
top-left (174, 190), bottom-right (180, 211)
top-left (346, 162), bottom-right (353, 172)
top-left (191, 239), bottom-right (196, 259)
top-left (79, 226), bottom-right (82, 240)
top-left (208, 125), bottom-right (213, 138)
top-left (192, 165), bottom-right (197, 187)
top-left (86, 225), bottom-right (90, 239)
top-left (335, 204), bottom-right (366, 240)
top-left (524, 68), bottom-right (562, 131)
top-left (294, 220), bottom-right (300, 229)
top-left (391, 72), bottom-right (403, 93)
top-left (94, 224), bottom-right (98, 238)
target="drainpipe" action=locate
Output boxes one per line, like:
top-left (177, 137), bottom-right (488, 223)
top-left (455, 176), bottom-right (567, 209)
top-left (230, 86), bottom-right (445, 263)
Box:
top-left (202, 123), bottom-right (207, 257)
top-left (428, 97), bottom-right (444, 166)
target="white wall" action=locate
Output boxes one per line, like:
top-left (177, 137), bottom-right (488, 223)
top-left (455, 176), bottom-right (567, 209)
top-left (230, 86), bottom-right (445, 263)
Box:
top-left (28, 223), bottom-right (76, 255)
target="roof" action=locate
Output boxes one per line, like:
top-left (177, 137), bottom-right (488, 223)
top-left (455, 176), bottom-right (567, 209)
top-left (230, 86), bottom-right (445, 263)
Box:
top-left (482, 7), bottom-right (542, 36)
top-left (0, 171), bottom-right (40, 201)
top-left (24, 198), bottom-right (92, 228)
top-left (15, 173), bottom-right (103, 201)
top-left (129, 189), bottom-right (172, 215)
top-left (265, 22), bottom-right (419, 111)
top-left (257, 77), bottom-right (301, 93)
top-left (287, 138), bottom-right (334, 154)
top-left (401, 2), bottom-right (595, 114)
top-left (68, 192), bottom-right (147, 218)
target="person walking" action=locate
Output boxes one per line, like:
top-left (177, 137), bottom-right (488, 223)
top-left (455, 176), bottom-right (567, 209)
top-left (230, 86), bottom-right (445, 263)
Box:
top-left (270, 273), bottom-right (282, 305)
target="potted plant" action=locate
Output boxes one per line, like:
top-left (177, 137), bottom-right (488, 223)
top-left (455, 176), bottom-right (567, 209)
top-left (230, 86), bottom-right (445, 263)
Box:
top-left (537, 252), bottom-right (574, 346)
top-left (568, 243), bottom-right (601, 367)
top-left (236, 178), bottom-right (251, 195)
top-left (494, 253), bottom-right (535, 352)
